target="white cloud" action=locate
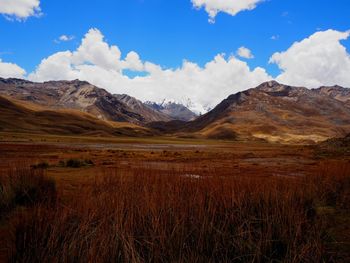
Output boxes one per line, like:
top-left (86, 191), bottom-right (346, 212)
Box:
top-left (123, 51), bottom-right (144, 72)
top-left (270, 29), bottom-right (350, 88)
top-left (11, 28), bottom-right (350, 113)
top-left (236, 46), bottom-right (254, 59)
top-left (0, 0), bottom-right (41, 20)
top-left (29, 28), bottom-right (271, 113)
top-left (72, 28), bottom-right (124, 71)
top-left (124, 55), bottom-right (271, 113)
top-left (191, 0), bottom-right (264, 23)
top-left (58, 35), bottom-right (75, 42)
top-left (270, 35), bottom-right (279, 40)
top-left (0, 58), bottom-right (26, 78)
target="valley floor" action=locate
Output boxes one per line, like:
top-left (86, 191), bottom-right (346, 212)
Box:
top-left (0, 131), bottom-right (319, 180)
top-left (1, 132), bottom-right (349, 262)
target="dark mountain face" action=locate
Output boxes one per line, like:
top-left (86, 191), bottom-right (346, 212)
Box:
top-left (114, 94), bottom-right (172, 123)
top-left (0, 78), bottom-right (174, 124)
top-left (145, 101), bottom-right (197, 122)
top-left (313, 85), bottom-right (350, 106)
top-left (144, 102), bottom-right (163, 112)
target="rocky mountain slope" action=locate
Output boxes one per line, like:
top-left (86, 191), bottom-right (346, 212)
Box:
top-left (151, 81), bottom-right (350, 143)
top-left (0, 78), bottom-right (192, 124)
top-left (313, 85), bottom-right (350, 106)
top-left (0, 95), bottom-right (153, 137)
top-left (145, 101), bottom-right (197, 121)
top-left (0, 78), bottom-right (146, 123)
top-left (114, 94), bottom-right (172, 122)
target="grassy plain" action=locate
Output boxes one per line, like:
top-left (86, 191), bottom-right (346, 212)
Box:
top-left (0, 132), bottom-right (349, 262)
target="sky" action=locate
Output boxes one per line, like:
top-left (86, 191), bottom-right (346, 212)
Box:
top-left (0, 0), bottom-right (349, 113)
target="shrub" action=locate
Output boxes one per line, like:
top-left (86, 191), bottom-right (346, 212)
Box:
top-left (59, 159), bottom-right (94, 168)
top-left (84, 159), bottom-right (94, 165)
top-left (31, 161), bottom-right (49, 169)
top-left (66, 159), bottom-right (84, 168)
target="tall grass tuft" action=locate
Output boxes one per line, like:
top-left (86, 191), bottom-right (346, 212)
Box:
top-left (0, 166), bottom-right (56, 218)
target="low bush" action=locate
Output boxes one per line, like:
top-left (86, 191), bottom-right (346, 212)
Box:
top-left (59, 159), bottom-right (94, 168)
top-left (31, 161), bottom-right (49, 169)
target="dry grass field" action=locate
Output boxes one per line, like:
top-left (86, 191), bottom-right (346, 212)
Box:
top-left (0, 132), bottom-right (349, 262)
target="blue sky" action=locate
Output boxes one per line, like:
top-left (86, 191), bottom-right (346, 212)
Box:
top-left (0, 0), bottom-right (350, 112)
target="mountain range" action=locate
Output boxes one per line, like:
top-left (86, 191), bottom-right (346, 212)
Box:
top-left (0, 78), bottom-right (196, 124)
top-left (149, 81), bottom-right (350, 143)
top-left (1, 78), bottom-right (350, 143)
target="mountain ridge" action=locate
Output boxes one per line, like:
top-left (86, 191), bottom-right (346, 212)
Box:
top-left (0, 94), bottom-right (153, 137)
top-left (145, 101), bottom-right (197, 121)
top-left (0, 78), bottom-right (195, 124)
top-left (149, 81), bottom-right (350, 143)
top-left (2, 78), bottom-right (350, 143)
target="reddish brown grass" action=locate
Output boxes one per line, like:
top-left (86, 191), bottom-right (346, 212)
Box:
top-left (4, 162), bottom-right (350, 262)
top-left (0, 167), bottom-right (56, 218)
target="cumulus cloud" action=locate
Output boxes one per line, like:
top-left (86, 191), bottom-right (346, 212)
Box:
top-left (191, 0), bottom-right (264, 23)
top-left (123, 51), bottom-right (144, 72)
top-left (270, 29), bottom-right (350, 88)
top-left (123, 55), bottom-right (271, 113)
top-left (236, 46), bottom-right (254, 59)
top-left (29, 28), bottom-right (271, 113)
top-left (10, 28), bottom-right (350, 113)
top-left (0, 0), bottom-right (41, 20)
top-left (0, 58), bottom-right (26, 78)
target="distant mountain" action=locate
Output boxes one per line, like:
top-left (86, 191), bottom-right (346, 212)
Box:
top-left (0, 78), bottom-right (173, 124)
top-left (0, 95), bottom-right (153, 137)
top-left (145, 101), bottom-right (197, 121)
top-left (114, 94), bottom-right (172, 122)
top-left (151, 81), bottom-right (350, 143)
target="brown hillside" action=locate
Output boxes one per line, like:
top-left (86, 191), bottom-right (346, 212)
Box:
top-left (150, 81), bottom-right (350, 143)
top-left (0, 95), bottom-right (153, 137)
